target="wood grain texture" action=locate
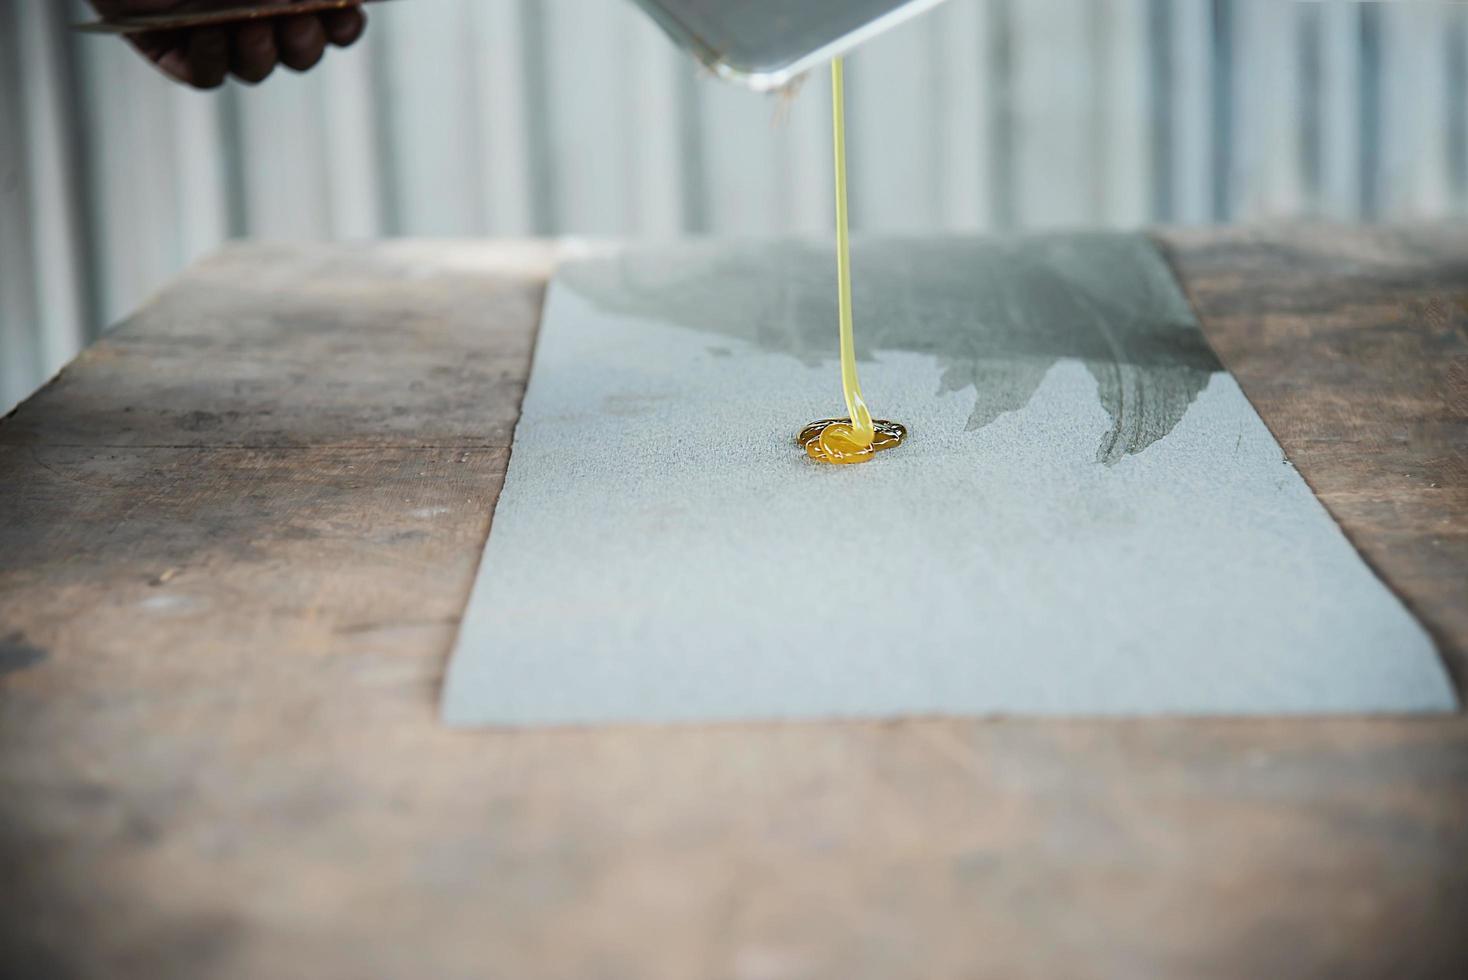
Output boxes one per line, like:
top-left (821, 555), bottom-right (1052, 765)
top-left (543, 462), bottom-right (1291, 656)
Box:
top-left (0, 240), bottom-right (554, 450)
top-left (1156, 224), bottom-right (1468, 693)
top-left (2, 231), bottom-right (1466, 979)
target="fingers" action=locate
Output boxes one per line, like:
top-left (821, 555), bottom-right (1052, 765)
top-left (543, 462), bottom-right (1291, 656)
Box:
top-left (322, 7), bottom-right (367, 48)
top-left (129, 28), bottom-right (178, 64)
top-left (230, 21), bottom-right (277, 84)
top-left (186, 27), bottom-right (230, 89)
top-left (276, 14), bottom-right (328, 72)
top-left (151, 45), bottom-right (194, 86)
top-left (122, 5), bottom-right (367, 88)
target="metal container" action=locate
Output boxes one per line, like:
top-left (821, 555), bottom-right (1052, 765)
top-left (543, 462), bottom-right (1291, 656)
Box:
top-left (629, 0), bottom-right (953, 90)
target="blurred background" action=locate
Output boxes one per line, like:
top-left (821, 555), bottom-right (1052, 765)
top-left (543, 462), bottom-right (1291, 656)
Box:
top-left (1, 0), bottom-right (1466, 414)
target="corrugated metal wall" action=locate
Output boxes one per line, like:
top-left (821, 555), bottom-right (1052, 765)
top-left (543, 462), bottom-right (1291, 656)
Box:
top-left (2, 0), bottom-right (1466, 413)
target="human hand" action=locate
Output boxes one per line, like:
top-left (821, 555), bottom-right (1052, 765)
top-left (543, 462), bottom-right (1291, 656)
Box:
top-left (89, 0), bottom-right (368, 89)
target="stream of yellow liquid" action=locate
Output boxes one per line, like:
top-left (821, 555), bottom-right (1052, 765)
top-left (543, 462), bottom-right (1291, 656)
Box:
top-left (800, 57), bottom-right (907, 465)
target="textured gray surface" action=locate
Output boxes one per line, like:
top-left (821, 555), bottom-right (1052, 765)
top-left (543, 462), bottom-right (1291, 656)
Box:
top-left (443, 234), bottom-right (1457, 725)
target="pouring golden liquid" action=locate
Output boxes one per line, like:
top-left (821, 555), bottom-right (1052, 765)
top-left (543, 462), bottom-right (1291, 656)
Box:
top-left (800, 57), bottom-right (907, 465)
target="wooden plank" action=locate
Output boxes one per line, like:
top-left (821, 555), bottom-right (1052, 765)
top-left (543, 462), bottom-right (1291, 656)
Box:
top-left (1157, 224), bottom-right (1468, 692)
top-left (0, 241), bottom-right (554, 449)
top-left (0, 443), bottom-right (510, 977)
top-left (1, 233), bottom-right (1466, 979)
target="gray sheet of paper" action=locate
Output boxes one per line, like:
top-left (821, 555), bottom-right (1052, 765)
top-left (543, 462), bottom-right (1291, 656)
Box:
top-left (443, 234), bottom-right (1457, 726)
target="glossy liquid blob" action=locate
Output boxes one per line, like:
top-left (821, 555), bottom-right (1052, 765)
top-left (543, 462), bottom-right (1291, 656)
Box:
top-left (802, 57), bottom-right (907, 466)
top-left (799, 418), bottom-right (908, 464)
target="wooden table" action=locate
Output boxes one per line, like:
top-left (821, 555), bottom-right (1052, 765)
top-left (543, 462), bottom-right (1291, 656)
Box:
top-left (2, 228), bottom-right (1465, 980)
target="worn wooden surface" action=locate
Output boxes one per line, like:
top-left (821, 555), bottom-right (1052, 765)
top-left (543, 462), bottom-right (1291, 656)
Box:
top-left (1159, 224), bottom-right (1468, 691)
top-left (1, 230), bottom-right (1466, 980)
